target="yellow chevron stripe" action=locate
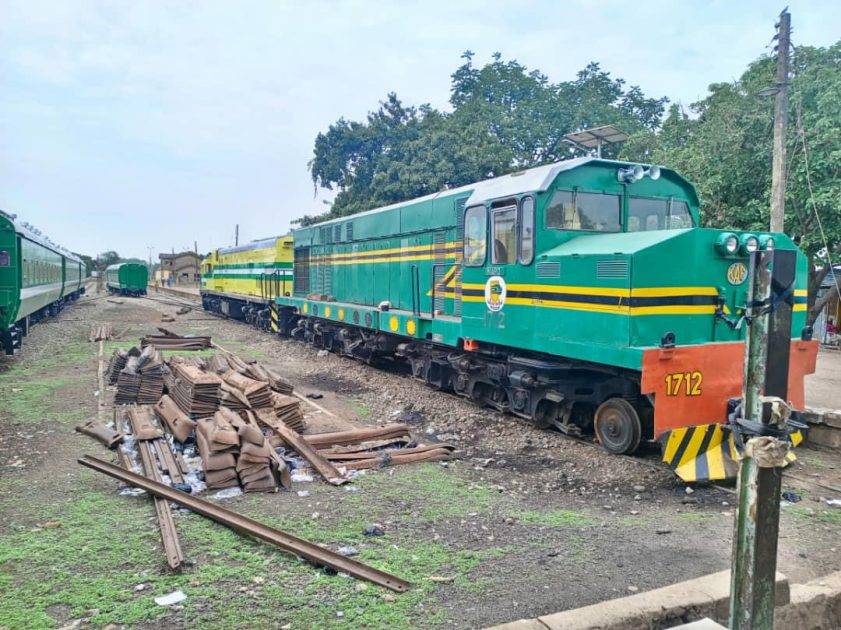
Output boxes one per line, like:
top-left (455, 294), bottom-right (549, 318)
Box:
top-left (706, 425), bottom-right (726, 480)
top-left (663, 427), bottom-right (687, 464)
top-left (793, 304), bottom-right (807, 312)
top-left (795, 289), bottom-right (808, 296)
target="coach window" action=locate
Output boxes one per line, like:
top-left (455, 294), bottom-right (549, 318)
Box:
top-left (463, 205), bottom-right (487, 266)
top-left (545, 190), bottom-right (621, 232)
top-left (492, 204), bottom-right (517, 265)
top-left (518, 196), bottom-right (534, 264)
top-left (0, 250), bottom-right (9, 267)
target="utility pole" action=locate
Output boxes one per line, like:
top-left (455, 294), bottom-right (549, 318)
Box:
top-left (729, 248), bottom-right (797, 629)
top-left (235, 224), bottom-right (239, 247)
top-left (770, 8), bottom-right (791, 234)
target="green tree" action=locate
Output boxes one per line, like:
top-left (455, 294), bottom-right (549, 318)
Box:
top-left (307, 53), bottom-right (666, 224)
top-left (621, 41), bottom-right (841, 322)
top-left (96, 250), bottom-right (120, 269)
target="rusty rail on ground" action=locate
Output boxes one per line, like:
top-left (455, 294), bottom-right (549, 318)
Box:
top-left (78, 455), bottom-right (411, 592)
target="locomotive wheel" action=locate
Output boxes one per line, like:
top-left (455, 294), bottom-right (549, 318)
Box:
top-left (594, 398), bottom-right (641, 455)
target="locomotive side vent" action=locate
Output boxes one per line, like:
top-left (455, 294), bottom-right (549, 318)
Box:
top-left (334, 224), bottom-right (342, 243)
top-left (596, 259), bottom-right (629, 279)
top-left (346, 222), bottom-right (353, 241)
top-left (536, 261), bottom-right (561, 278)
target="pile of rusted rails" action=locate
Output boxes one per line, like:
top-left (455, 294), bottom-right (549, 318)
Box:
top-left (141, 333), bottom-right (211, 350)
top-left (89, 323), bottom-right (113, 342)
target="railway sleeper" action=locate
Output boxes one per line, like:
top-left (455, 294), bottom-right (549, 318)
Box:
top-left (277, 310), bottom-right (654, 455)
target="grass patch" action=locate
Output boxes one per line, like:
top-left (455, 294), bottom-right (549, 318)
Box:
top-left (513, 509), bottom-right (593, 528)
top-left (0, 338), bottom-right (96, 424)
top-left (0, 482), bottom-right (498, 629)
top-left (351, 399), bottom-right (372, 419)
top-left (346, 463), bottom-right (497, 520)
top-left (787, 505), bottom-right (841, 525)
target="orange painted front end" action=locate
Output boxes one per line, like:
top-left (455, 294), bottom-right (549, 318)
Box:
top-left (641, 340), bottom-right (819, 439)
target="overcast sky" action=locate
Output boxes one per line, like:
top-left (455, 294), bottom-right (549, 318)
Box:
top-left (1, 1), bottom-right (839, 260)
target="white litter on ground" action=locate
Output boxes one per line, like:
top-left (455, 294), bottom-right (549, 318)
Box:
top-left (154, 590), bottom-right (186, 606)
top-left (211, 487), bottom-right (243, 500)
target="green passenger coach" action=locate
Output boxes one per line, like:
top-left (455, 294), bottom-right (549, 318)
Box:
top-left (106, 263), bottom-right (148, 296)
top-left (0, 209), bottom-right (87, 354)
top-left (272, 158), bottom-right (817, 481)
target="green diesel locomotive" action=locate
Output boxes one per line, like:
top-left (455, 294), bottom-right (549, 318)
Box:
top-left (270, 157), bottom-right (817, 481)
top-left (105, 262), bottom-right (148, 296)
top-left (0, 210), bottom-right (87, 354)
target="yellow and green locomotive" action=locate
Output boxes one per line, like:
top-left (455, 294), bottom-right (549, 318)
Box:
top-left (270, 158), bottom-right (817, 481)
top-left (201, 235), bottom-right (293, 329)
top-left (0, 210), bottom-right (87, 354)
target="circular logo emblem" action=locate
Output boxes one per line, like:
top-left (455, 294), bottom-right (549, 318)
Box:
top-left (727, 262), bottom-right (748, 285)
top-left (484, 276), bottom-right (507, 312)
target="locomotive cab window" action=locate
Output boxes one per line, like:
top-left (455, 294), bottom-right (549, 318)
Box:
top-left (463, 205), bottom-right (487, 267)
top-left (0, 250), bottom-right (9, 267)
top-left (492, 204), bottom-right (517, 265)
top-left (627, 197), bottom-right (694, 232)
top-left (545, 190), bottom-right (620, 232)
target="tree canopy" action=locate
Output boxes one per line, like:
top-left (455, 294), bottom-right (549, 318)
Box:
top-left (307, 44), bottom-right (840, 320)
top-left (307, 52), bottom-right (666, 223)
top-left (620, 41), bottom-right (840, 319)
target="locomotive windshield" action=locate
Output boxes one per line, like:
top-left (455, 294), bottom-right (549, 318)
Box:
top-left (545, 190), bottom-right (621, 232)
top-left (627, 197), bottom-right (693, 231)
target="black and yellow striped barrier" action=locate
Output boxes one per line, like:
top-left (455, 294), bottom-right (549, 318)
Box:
top-left (661, 423), bottom-right (802, 483)
top-left (270, 303), bottom-right (279, 333)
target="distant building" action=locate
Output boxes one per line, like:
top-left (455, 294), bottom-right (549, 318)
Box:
top-left (814, 265), bottom-right (840, 346)
top-left (158, 251), bottom-right (202, 284)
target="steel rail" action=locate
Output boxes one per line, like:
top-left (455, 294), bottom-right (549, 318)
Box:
top-left (137, 442), bottom-right (185, 570)
top-left (78, 455), bottom-right (411, 592)
top-left (271, 423), bottom-right (347, 486)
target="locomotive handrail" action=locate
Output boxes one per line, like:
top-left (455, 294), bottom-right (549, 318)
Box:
top-left (410, 265), bottom-right (420, 317)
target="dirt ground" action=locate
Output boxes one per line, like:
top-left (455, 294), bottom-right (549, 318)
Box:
top-left (2, 288), bottom-right (841, 629)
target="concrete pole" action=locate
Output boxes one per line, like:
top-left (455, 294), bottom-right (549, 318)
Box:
top-left (729, 250), bottom-right (785, 629)
top-left (770, 9), bottom-right (791, 234)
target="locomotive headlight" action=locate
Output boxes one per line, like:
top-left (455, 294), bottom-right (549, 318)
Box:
top-left (759, 235), bottom-right (775, 251)
top-left (716, 232), bottom-right (739, 257)
top-left (741, 234), bottom-right (759, 255)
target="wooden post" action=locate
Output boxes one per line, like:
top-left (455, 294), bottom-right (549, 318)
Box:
top-left (770, 8), bottom-right (791, 234)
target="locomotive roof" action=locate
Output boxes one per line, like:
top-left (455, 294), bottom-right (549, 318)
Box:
top-left (105, 262), bottom-right (146, 271)
top-left (305, 157), bottom-right (690, 229)
top-left (0, 208), bottom-right (84, 263)
top-left (217, 235), bottom-right (288, 255)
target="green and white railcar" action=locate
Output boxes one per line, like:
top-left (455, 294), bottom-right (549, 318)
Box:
top-left (0, 210), bottom-right (87, 354)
